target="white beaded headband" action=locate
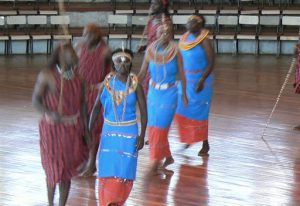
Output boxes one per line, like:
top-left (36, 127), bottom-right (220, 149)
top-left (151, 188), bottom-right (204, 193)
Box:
top-left (112, 52), bottom-right (132, 63)
top-left (112, 43), bottom-right (132, 63)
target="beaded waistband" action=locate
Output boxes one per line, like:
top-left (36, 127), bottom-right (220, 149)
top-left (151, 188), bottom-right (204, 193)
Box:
top-left (44, 111), bottom-right (80, 125)
top-left (104, 118), bottom-right (137, 126)
top-left (149, 79), bottom-right (177, 90)
top-left (184, 69), bottom-right (205, 74)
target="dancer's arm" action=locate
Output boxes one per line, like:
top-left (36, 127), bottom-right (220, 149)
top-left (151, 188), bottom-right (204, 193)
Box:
top-left (177, 52), bottom-right (188, 106)
top-left (136, 84), bottom-right (147, 151)
top-left (137, 20), bottom-right (150, 53)
top-left (32, 70), bottom-right (61, 123)
top-left (74, 42), bottom-right (83, 57)
top-left (80, 78), bottom-right (91, 145)
top-left (79, 83), bottom-right (104, 177)
top-left (138, 53), bottom-right (150, 83)
top-left (196, 38), bottom-right (214, 93)
top-left (88, 83), bottom-right (104, 132)
top-left (103, 46), bottom-right (112, 75)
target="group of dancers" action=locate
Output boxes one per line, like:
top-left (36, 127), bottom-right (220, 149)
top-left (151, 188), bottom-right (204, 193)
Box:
top-left (32, 0), bottom-right (215, 205)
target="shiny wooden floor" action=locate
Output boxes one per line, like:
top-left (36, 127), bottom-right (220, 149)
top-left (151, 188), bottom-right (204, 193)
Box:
top-left (1, 54), bottom-right (300, 206)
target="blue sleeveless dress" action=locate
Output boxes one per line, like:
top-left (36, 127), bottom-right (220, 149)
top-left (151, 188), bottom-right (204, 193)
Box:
top-left (175, 32), bottom-right (214, 143)
top-left (147, 45), bottom-right (179, 161)
top-left (98, 74), bottom-right (138, 180)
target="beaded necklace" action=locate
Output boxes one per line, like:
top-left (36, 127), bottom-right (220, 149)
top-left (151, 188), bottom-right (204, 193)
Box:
top-left (147, 40), bottom-right (177, 84)
top-left (147, 40), bottom-right (177, 64)
top-left (104, 72), bottom-right (138, 123)
top-left (56, 64), bottom-right (74, 80)
top-left (105, 72), bottom-right (138, 104)
top-left (111, 74), bottom-right (130, 123)
top-left (179, 29), bottom-right (209, 50)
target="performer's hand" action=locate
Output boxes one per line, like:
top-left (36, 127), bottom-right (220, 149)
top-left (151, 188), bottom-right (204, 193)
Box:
top-left (78, 158), bottom-right (96, 177)
top-left (47, 111), bottom-right (61, 123)
top-left (136, 136), bottom-right (145, 151)
top-left (137, 45), bottom-right (147, 53)
top-left (84, 131), bottom-right (92, 147)
top-left (95, 83), bottom-right (102, 90)
top-left (196, 80), bottom-right (205, 93)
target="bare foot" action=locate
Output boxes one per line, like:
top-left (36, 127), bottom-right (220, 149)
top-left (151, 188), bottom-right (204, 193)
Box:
top-left (294, 125), bottom-right (300, 131)
top-left (148, 161), bottom-right (161, 176)
top-left (198, 141), bottom-right (210, 156)
top-left (162, 168), bottom-right (174, 176)
top-left (162, 156), bottom-right (174, 168)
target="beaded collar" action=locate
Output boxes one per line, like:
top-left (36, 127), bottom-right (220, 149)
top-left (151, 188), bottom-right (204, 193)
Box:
top-left (147, 40), bottom-right (178, 64)
top-left (179, 29), bottom-right (209, 50)
top-left (104, 72), bottom-right (138, 106)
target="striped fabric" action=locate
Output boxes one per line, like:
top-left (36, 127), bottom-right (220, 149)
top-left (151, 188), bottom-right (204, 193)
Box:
top-left (146, 16), bottom-right (163, 46)
top-left (294, 31), bottom-right (300, 94)
top-left (78, 42), bottom-right (111, 143)
top-left (39, 70), bottom-right (87, 187)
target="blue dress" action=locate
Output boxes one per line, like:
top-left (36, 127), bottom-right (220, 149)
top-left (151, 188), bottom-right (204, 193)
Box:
top-left (146, 42), bottom-right (179, 161)
top-left (176, 32), bottom-right (213, 143)
top-left (98, 73), bottom-right (138, 180)
top-left (147, 51), bottom-right (178, 128)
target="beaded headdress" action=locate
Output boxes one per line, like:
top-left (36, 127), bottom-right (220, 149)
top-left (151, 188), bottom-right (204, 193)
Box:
top-left (188, 15), bottom-right (203, 23)
top-left (157, 14), bottom-right (173, 35)
top-left (162, 14), bottom-right (172, 26)
top-left (111, 43), bottom-right (132, 64)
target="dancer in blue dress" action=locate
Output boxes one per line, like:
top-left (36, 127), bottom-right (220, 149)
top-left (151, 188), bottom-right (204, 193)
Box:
top-left (139, 17), bottom-right (188, 174)
top-left (175, 14), bottom-right (215, 156)
top-left (87, 48), bottom-right (147, 206)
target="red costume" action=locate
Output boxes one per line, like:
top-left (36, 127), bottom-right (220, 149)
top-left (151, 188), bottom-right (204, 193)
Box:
top-left (39, 70), bottom-right (86, 187)
top-left (78, 41), bottom-right (110, 144)
top-left (294, 30), bottom-right (300, 93)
